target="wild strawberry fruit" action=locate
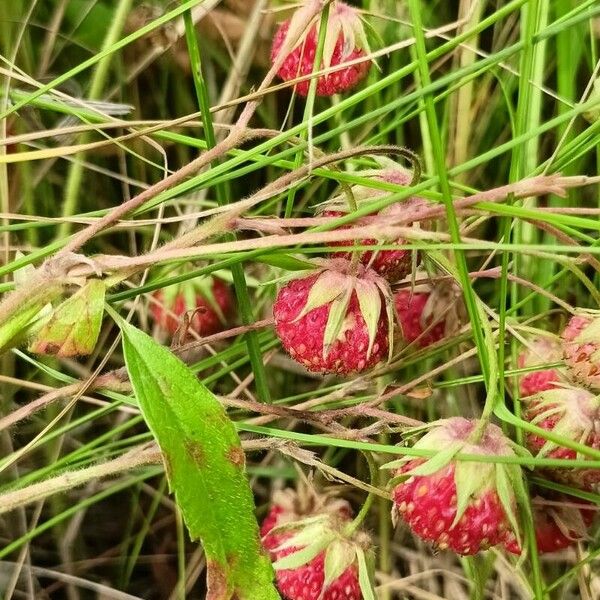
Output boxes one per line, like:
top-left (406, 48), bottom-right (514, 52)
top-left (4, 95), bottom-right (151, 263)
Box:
top-left (394, 276), bottom-right (464, 348)
top-left (273, 259), bottom-right (394, 375)
top-left (522, 386), bottom-right (600, 492)
top-left (562, 312), bottom-right (600, 390)
top-left (385, 417), bottom-right (524, 555)
top-left (150, 277), bottom-right (234, 337)
top-left (319, 167), bottom-right (429, 283)
top-left (271, 1), bottom-right (371, 97)
top-left (517, 336), bottom-right (563, 397)
top-left (504, 493), bottom-right (594, 555)
top-left (261, 488), bottom-right (374, 600)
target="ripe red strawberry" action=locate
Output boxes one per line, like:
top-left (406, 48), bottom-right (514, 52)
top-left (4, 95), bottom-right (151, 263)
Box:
top-left (393, 275), bottom-right (465, 348)
top-left (261, 489), bottom-right (374, 600)
top-left (522, 386), bottom-right (600, 492)
top-left (517, 336), bottom-right (563, 397)
top-left (395, 290), bottom-right (444, 347)
top-left (562, 312), bottom-right (600, 390)
top-left (319, 167), bottom-right (429, 283)
top-left (150, 277), bottom-right (234, 337)
top-left (271, 2), bottom-right (371, 97)
top-left (273, 259), bottom-right (394, 374)
top-left (504, 493), bottom-right (594, 555)
top-left (386, 417), bottom-right (524, 555)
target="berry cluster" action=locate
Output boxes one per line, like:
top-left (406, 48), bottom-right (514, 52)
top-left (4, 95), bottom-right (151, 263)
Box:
top-left (135, 3), bottom-right (600, 598)
top-left (266, 5), bottom-right (597, 597)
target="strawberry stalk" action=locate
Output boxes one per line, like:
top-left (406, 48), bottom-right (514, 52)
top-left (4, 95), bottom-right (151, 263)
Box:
top-left (284, 3), bottom-right (331, 218)
top-left (344, 451), bottom-right (378, 536)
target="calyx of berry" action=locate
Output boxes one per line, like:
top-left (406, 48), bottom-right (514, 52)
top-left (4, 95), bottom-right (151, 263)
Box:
top-left (525, 386), bottom-right (600, 457)
top-left (266, 512), bottom-right (375, 598)
top-left (519, 335), bottom-right (562, 368)
top-left (281, 1), bottom-right (371, 73)
top-left (317, 161), bottom-right (421, 215)
top-left (292, 259), bottom-right (394, 361)
top-left (270, 487), bottom-right (352, 523)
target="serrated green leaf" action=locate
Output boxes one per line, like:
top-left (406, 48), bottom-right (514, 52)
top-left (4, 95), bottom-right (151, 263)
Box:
top-left (355, 547), bottom-right (377, 600)
top-left (29, 279), bottom-right (105, 357)
top-left (120, 322), bottom-right (279, 600)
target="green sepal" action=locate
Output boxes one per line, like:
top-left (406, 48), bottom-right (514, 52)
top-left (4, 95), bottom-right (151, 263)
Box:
top-left (373, 277), bottom-right (395, 362)
top-left (452, 461), bottom-right (494, 528)
top-left (323, 285), bottom-right (353, 358)
top-left (293, 270), bottom-right (347, 323)
top-left (496, 463), bottom-right (523, 549)
top-left (28, 279), bottom-right (105, 357)
top-left (322, 18), bottom-right (340, 71)
top-left (407, 445), bottom-right (461, 478)
top-left (385, 472), bottom-right (413, 490)
top-left (322, 539), bottom-right (357, 591)
top-left (257, 254), bottom-right (315, 272)
top-left (356, 547), bottom-right (377, 600)
top-left (507, 440), bottom-right (533, 461)
top-left (272, 533), bottom-right (335, 571)
top-left (379, 456), bottom-right (413, 472)
top-left (270, 517), bottom-right (330, 551)
top-left (574, 317), bottom-right (600, 344)
top-left (355, 278), bottom-right (382, 360)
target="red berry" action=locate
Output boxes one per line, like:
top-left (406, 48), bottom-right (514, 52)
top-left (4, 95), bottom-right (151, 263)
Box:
top-left (273, 260), bottom-right (393, 374)
top-left (504, 494), bottom-right (594, 555)
top-left (270, 552), bottom-right (361, 600)
top-left (319, 169), bottom-right (428, 283)
top-left (517, 336), bottom-right (562, 396)
top-left (390, 418), bottom-right (521, 555)
top-left (523, 387), bottom-right (600, 492)
top-left (271, 2), bottom-right (371, 97)
top-left (562, 314), bottom-right (600, 390)
top-left (393, 276), bottom-right (464, 348)
top-left (261, 489), bottom-right (370, 600)
top-left (394, 290), bottom-right (445, 348)
top-left (150, 278), bottom-right (234, 337)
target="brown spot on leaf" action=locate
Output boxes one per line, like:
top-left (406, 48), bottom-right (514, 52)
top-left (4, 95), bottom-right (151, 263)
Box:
top-left (227, 446), bottom-right (245, 468)
top-left (206, 560), bottom-right (229, 600)
top-left (227, 551), bottom-right (239, 571)
top-left (185, 440), bottom-right (205, 467)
